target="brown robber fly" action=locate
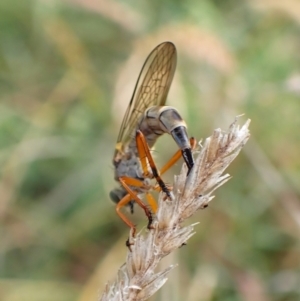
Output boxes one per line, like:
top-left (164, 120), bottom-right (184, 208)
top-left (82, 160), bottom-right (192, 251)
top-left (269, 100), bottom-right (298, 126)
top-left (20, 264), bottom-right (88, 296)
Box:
top-left (110, 42), bottom-right (196, 237)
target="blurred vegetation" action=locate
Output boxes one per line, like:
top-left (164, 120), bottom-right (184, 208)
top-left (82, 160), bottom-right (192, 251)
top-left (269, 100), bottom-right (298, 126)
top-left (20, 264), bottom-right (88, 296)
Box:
top-left (0, 0), bottom-right (300, 300)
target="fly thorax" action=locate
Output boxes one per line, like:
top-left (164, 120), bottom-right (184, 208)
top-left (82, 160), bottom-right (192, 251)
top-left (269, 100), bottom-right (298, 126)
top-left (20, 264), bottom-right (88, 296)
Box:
top-left (114, 152), bottom-right (144, 180)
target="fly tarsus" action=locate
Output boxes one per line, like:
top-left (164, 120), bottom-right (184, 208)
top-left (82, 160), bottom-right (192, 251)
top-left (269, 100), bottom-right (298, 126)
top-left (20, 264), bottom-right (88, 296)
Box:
top-left (157, 178), bottom-right (172, 198)
top-left (147, 212), bottom-right (154, 230)
top-left (126, 209), bottom-right (154, 251)
top-left (126, 227), bottom-right (136, 252)
top-left (126, 237), bottom-right (134, 252)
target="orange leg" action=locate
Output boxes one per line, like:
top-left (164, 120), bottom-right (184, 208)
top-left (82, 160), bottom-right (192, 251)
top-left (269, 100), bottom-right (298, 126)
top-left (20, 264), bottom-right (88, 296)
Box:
top-left (117, 177), bottom-right (153, 232)
top-left (136, 130), bottom-right (151, 178)
top-left (115, 193), bottom-right (136, 234)
top-left (160, 137), bottom-right (197, 175)
top-left (119, 176), bottom-right (157, 213)
top-left (145, 192), bottom-right (158, 213)
top-left (191, 137), bottom-right (197, 149)
top-left (159, 150), bottom-right (182, 176)
top-left (136, 130), bottom-right (171, 198)
top-left (116, 135), bottom-right (196, 235)
top-left (120, 176), bottom-right (146, 188)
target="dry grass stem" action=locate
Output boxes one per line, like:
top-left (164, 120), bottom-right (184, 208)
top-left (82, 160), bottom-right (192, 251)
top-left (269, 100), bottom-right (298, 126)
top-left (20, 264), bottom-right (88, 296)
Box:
top-left (100, 117), bottom-right (251, 301)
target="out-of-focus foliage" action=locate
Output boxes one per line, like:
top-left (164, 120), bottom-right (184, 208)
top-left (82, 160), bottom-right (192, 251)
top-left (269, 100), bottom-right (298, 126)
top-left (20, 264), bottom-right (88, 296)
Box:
top-left (0, 0), bottom-right (299, 300)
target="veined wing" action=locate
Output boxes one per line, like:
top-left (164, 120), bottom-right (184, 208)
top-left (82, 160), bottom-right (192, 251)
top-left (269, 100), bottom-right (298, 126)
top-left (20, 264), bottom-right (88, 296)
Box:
top-left (116, 42), bottom-right (177, 149)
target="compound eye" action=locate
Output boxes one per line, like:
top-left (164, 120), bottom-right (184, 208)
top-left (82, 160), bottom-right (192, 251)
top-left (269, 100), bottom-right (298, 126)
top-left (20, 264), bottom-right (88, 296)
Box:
top-left (109, 190), bottom-right (120, 204)
top-left (109, 188), bottom-right (127, 204)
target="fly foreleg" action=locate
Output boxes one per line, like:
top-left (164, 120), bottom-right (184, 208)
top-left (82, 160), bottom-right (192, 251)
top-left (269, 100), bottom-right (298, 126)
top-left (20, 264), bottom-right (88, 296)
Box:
top-left (159, 137), bottom-right (197, 175)
top-left (136, 130), bottom-right (171, 199)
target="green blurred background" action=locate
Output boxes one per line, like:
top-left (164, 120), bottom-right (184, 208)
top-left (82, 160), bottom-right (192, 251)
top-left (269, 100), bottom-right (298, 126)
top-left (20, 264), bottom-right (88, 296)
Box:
top-left (1, 0), bottom-right (299, 300)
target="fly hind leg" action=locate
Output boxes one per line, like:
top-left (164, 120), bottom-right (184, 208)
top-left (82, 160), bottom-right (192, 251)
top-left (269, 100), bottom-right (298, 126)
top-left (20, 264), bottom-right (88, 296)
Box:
top-left (118, 177), bottom-right (154, 231)
top-left (117, 177), bottom-right (154, 250)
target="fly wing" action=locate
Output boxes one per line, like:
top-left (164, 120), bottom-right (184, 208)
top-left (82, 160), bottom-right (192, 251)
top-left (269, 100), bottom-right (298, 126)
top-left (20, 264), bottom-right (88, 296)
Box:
top-left (116, 42), bottom-right (177, 147)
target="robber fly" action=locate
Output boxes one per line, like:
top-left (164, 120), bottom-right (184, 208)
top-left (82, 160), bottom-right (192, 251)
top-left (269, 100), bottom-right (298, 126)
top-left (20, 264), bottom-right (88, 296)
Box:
top-left (110, 42), bottom-right (195, 236)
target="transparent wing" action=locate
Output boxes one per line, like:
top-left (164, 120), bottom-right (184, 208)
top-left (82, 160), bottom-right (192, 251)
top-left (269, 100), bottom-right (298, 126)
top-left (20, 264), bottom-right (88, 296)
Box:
top-left (116, 41), bottom-right (177, 146)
